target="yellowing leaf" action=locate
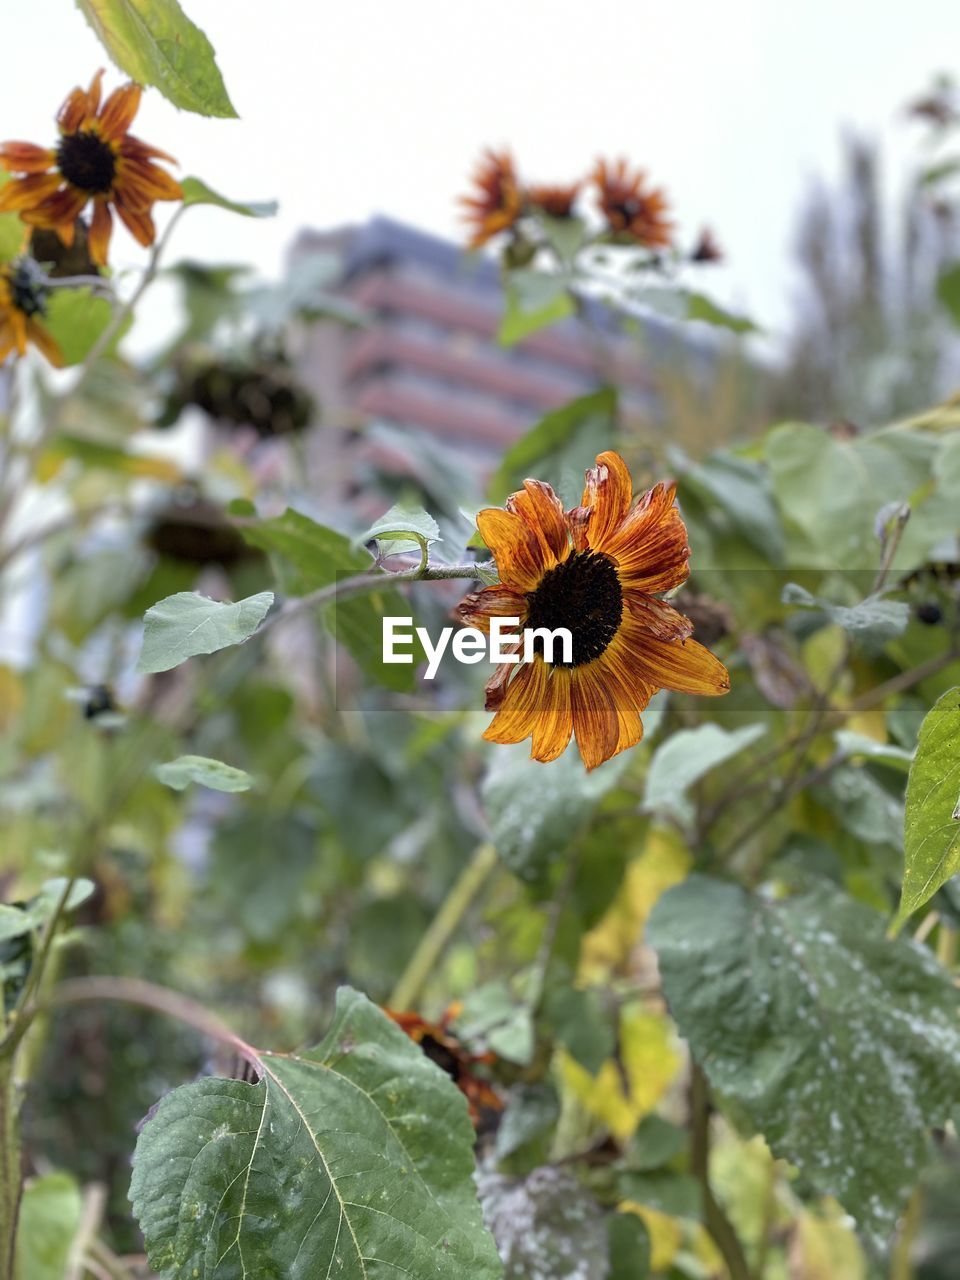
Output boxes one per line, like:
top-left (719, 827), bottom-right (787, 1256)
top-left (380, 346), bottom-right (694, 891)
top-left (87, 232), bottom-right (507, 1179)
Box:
top-left (616, 1203), bottom-right (682, 1272)
top-left (580, 827), bottom-right (691, 981)
top-left (843, 705), bottom-right (887, 743)
top-left (792, 1204), bottom-right (866, 1280)
top-left (559, 1006), bottom-right (679, 1141)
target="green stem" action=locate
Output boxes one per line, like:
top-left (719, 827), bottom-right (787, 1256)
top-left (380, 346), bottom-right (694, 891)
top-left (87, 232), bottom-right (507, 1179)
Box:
top-left (890, 1185), bottom-right (922, 1280)
top-left (689, 1063), bottom-right (751, 1280)
top-left (389, 843), bottom-right (498, 1010)
top-left (0, 1057), bottom-right (21, 1280)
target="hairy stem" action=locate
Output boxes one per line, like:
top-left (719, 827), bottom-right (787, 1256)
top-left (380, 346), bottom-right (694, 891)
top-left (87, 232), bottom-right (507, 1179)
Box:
top-left (0, 1058), bottom-right (21, 1280)
top-left (689, 1062), bottom-right (751, 1280)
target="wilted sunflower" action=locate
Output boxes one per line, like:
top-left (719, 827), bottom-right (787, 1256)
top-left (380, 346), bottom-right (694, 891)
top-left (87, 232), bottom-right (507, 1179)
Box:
top-left (456, 452), bottom-right (729, 770)
top-left (527, 182), bottom-right (581, 219)
top-left (460, 149), bottom-right (523, 248)
top-left (0, 69), bottom-right (182, 266)
top-left (592, 158), bottom-right (673, 249)
top-left (0, 259), bottom-right (63, 366)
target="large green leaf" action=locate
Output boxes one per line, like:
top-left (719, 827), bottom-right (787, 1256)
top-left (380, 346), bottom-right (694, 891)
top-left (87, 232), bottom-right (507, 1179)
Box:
top-left (498, 270), bottom-right (576, 346)
top-left (75, 0), bottom-right (237, 117)
top-left (648, 876), bottom-right (960, 1245)
top-left (488, 388), bottom-right (619, 507)
top-left (44, 288), bottom-right (118, 366)
top-left (483, 742), bottom-right (629, 884)
top-left (894, 688), bottom-right (960, 930)
top-left (130, 987), bottom-right (502, 1280)
top-left (480, 1167), bottom-right (607, 1280)
top-left (136, 590), bottom-right (274, 673)
top-left (358, 501), bottom-right (441, 562)
top-left (237, 507), bottom-right (421, 690)
top-left (781, 583), bottom-right (910, 643)
top-left (642, 722), bottom-right (766, 826)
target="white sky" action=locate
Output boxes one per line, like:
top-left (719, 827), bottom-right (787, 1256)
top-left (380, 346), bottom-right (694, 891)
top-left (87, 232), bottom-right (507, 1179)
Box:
top-left (5, 0), bottom-right (959, 339)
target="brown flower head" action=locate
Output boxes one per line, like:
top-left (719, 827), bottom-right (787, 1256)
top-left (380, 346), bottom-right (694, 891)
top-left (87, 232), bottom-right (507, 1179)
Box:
top-left (527, 182), bottom-right (581, 219)
top-left (460, 149), bottom-right (523, 248)
top-left (0, 259), bottom-right (63, 367)
top-left (593, 158), bottom-right (673, 249)
top-left (386, 1006), bottom-right (502, 1125)
top-left (456, 452), bottom-right (729, 771)
top-left (0, 70), bottom-right (183, 267)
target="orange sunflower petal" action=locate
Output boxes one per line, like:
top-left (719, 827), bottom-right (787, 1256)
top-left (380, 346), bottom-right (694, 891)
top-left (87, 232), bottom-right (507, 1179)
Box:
top-left (0, 320), bottom-right (17, 364)
top-left (506, 478), bottom-right (570, 565)
top-left (455, 585), bottom-right (528, 634)
top-left (0, 173), bottom-right (64, 212)
top-left (530, 668), bottom-right (573, 762)
top-left (581, 451), bottom-right (633, 550)
top-left (98, 82), bottom-right (142, 141)
top-left (120, 135), bottom-right (178, 166)
top-left (476, 507), bottom-right (552, 593)
top-left (113, 195), bottom-right (156, 248)
top-left (0, 143), bottom-right (56, 174)
top-left (117, 158), bottom-right (183, 203)
top-left (89, 198), bottom-right (114, 267)
top-left (570, 663), bottom-right (621, 770)
top-left (21, 186), bottom-right (86, 233)
top-left (58, 70), bottom-right (104, 134)
top-left (603, 481), bottom-right (690, 594)
top-left (26, 318), bottom-right (64, 368)
top-left (629, 631), bottom-right (730, 697)
top-left (483, 658), bottom-right (549, 744)
top-left (484, 642), bottom-right (522, 712)
top-left (624, 591), bottom-right (693, 641)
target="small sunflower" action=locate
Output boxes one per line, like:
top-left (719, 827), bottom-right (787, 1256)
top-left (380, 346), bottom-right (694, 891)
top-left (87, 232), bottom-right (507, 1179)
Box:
top-left (460, 149), bottom-right (523, 248)
top-left (691, 226), bottom-right (723, 264)
top-left (527, 182), bottom-right (581, 219)
top-left (0, 259), bottom-right (63, 367)
top-left (0, 69), bottom-right (182, 267)
top-left (592, 158), bottom-right (673, 249)
top-left (456, 452), bottom-right (729, 771)
top-left (386, 1006), bottom-right (502, 1125)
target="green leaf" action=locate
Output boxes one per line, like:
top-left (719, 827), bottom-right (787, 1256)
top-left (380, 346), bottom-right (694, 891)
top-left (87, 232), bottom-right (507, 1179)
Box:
top-left (834, 730), bottom-right (914, 773)
top-left (136, 590), bottom-right (274, 674)
top-left (634, 286), bottom-right (758, 334)
top-left (480, 1167), bottom-right (607, 1279)
top-left (649, 875), bottom-right (960, 1245)
top-left (937, 262), bottom-right (960, 327)
top-left (894, 688), bottom-right (960, 929)
top-left (458, 981), bottom-right (535, 1065)
top-left (533, 213), bottom-right (587, 265)
top-left (782, 582), bottom-right (910, 642)
top-left (499, 270), bottom-right (575, 346)
top-left (44, 288), bottom-right (119, 366)
top-left (15, 1172), bottom-right (83, 1280)
top-left (643, 722), bottom-right (767, 826)
top-left (607, 1210), bottom-right (651, 1279)
top-left (237, 507), bottom-right (421, 691)
top-left (674, 448), bottom-right (785, 564)
top-left (131, 987), bottom-right (502, 1280)
top-left (0, 878), bottom-right (96, 943)
top-left (358, 502), bottom-right (441, 562)
top-left (75, 0), bottom-right (237, 117)
top-left (483, 742), bottom-right (629, 885)
top-left (489, 387), bottom-right (619, 507)
top-left (180, 176), bottom-right (278, 218)
top-left (154, 754), bottom-right (253, 793)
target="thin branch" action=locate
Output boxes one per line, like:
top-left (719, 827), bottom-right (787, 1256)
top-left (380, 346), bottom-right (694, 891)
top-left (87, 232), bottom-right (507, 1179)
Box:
top-left (689, 1062), bottom-right (752, 1280)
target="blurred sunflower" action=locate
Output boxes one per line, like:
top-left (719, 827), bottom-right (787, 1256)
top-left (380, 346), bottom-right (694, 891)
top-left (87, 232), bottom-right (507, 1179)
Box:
top-left (386, 1007), bottom-right (502, 1125)
top-left (527, 182), bottom-right (581, 219)
top-left (456, 452), bottom-right (729, 770)
top-left (460, 149), bottom-right (523, 248)
top-left (0, 69), bottom-right (182, 266)
top-left (0, 259), bottom-right (63, 366)
top-left (592, 158), bottom-right (673, 249)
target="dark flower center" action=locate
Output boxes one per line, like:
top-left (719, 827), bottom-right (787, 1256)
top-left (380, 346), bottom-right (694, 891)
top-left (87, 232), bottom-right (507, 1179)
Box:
top-left (525, 550), bottom-right (623, 668)
top-left (57, 130), bottom-right (116, 194)
top-left (8, 259), bottom-right (49, 318)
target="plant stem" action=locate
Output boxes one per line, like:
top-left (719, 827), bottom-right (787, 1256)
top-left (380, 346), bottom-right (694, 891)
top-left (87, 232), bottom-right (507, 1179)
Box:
top-left (0, 1057), bottom-right (21, 1280)
top-left (890, 1185), bottom-right (922, 1280)
top-left (389, 843), bottom-right (498, 1010)
top-left (689, 1062), bottom-right (751, 1280)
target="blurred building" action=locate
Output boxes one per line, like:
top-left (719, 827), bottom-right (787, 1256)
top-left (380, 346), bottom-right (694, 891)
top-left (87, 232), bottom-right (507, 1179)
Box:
top-left (291, 217), bottom-right (680, 500)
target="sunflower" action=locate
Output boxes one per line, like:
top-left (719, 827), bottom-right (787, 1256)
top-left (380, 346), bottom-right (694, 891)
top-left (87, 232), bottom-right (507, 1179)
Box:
top-left (690, 226), bottom-right (723, 264)
top-left (527, 182), bottom-right (581, 219)
top-left (0, 69), bottom-right (182, 267)
top-left (592, 158), bottom-right (673, 249)
top-left (455, 452), bottom-right (729, 770)
top-left (460, 149), bottom-right (523, 248)
top-left (386, 1006), bottom-right (502, 1125)
top-left (0, 259), bottom-right (63, 366)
